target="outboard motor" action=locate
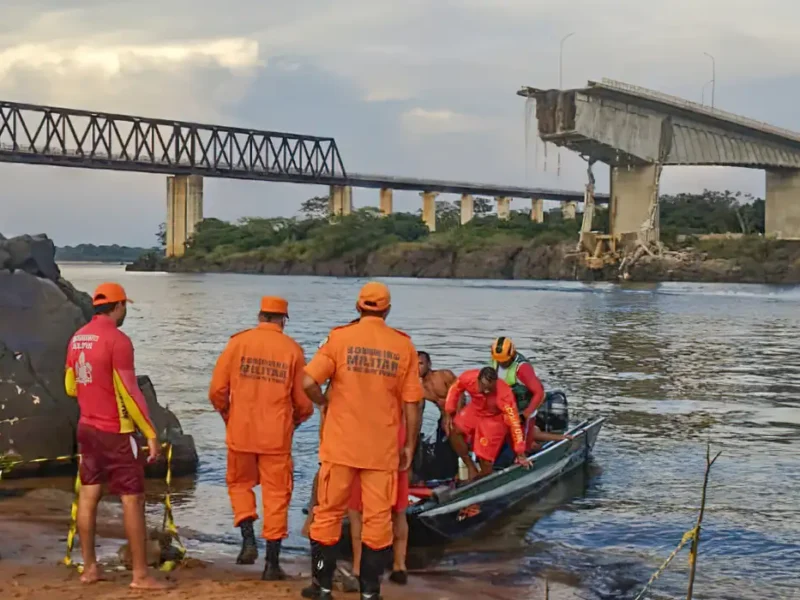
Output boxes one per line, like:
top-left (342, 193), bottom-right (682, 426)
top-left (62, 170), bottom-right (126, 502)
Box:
top-left (535, 391), bottom-right (569, 433)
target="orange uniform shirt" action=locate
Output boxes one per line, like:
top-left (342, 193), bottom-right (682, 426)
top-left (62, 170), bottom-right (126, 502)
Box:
top-left (209, 322), bottom-right (313, 455)
top-left (305, 316), bottom-right (423, 471)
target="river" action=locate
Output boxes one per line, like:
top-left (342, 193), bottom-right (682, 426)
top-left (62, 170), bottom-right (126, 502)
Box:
top-left (57, 264), bottom-right (800, 599)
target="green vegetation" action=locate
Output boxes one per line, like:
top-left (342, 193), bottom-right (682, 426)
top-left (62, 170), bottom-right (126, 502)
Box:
top-left (660, 190), bottom-right (764, 245)
top-left (175, 189), bottom-right (768, 266)
top-left (56, 244), bottom-right (158, 262)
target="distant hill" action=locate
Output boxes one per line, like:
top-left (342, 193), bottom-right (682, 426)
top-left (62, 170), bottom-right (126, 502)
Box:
top-left (56, 244), bottom-right (162, 263)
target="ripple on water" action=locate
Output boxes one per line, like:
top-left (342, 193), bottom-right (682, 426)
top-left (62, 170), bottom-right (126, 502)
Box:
top-left (58, 266), bottom-right (800, 599)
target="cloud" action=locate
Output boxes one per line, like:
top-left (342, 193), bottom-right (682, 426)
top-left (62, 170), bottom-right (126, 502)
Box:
top-left (401, 107), bottom-right (491, 135)
top-left (0, 38), bottom-right (260, 78)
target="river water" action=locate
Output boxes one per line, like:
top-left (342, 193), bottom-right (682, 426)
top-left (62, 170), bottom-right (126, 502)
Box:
top-left (57, 264), bottom-right (800, 599)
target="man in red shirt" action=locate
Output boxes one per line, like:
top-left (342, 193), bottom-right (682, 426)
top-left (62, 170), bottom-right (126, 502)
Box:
top-left (64, 282), bottom-right (167, 590)
top-left (443, 367), bottom-right (530, 480)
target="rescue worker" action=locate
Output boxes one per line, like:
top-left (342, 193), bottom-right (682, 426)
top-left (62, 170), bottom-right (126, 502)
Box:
top-left (302, 281), bottom-right (423, 600)
top-left (490, 337), bottom-right (568, 451)
top-left (490, 337), bottom-right (545, 421)
top-left (64, 282), bottom-right (168, 590)
top-left (209, 296), bottom-right (314, 580)
top-left (442, 366), bottom-right (530, 480)
top-left (347, 409), bottom-right (410, 586)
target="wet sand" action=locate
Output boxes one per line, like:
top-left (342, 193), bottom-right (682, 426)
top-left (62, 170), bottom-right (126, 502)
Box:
top-left (0, 488), bottom-right (581, 600)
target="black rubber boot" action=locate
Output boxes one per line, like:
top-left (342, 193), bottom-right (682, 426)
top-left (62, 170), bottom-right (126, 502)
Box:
top-left (262, 540), bottom-right (287, 581)
top-left (359, 545), bottom-right (391, 600)
top-left (301, 541), bottom-right (336, 599)
top-left (388, 570), bottom-right (408, 585)
top-left (236, 518), bottom-right (258, 565)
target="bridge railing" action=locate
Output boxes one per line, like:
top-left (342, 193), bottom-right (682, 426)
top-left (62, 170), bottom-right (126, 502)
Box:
top-left (598, 78), bottom-right (800, 144)
top-left (0, 101), bottom-right (347, 179)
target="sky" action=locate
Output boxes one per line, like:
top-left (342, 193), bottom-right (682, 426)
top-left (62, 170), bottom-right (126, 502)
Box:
top-left (2, 0), bottom-right (800, 245)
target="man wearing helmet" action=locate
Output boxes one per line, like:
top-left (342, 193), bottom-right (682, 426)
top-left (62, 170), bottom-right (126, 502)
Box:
top-left (491, 337), bottom-right (570, 451)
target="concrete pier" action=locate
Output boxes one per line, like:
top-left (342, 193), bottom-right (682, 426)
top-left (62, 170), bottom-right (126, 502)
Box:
top-left (561, 201), bottom-right (577, 220)
top-left (460, 194), bottom-right (474, 225)
top-left (165, 174), bottom-right (203, 258)
top-left (765, 169), bottom-right (800, 239)
top-left (329, 185), bottom-right (353, 217)
top-left (379, 188), bottom-right (393, 216)
top-left (610, 164), bottom-right (660, 242)
top-left (532, 199), bottom-right (544, 223)
top-left (496, 197), bottom-right (511, 220)
top-left (421, 191), bottom-right (439, 231)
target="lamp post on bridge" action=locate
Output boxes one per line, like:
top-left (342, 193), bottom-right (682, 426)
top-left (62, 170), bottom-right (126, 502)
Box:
top-left (703, 52), bottom-right (716, 109)
top-left (559, 32), bottom-right (576, 89)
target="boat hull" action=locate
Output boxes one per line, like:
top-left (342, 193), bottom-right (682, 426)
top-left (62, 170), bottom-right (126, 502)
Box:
top-left (407, 417), bottom-right (604, 547)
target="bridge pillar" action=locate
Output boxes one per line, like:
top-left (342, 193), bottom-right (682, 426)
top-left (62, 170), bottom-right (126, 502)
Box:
top-left (421, 191), bottom-right (439, 231)
top-left (561, 201), bottom-right (577, 220)
top-left (496, 197), bottom-right (511, 220)
top-left (379, 188), bottom-right (393, 216)
top-left (610, 164), bottom-right (660, 243)
top-left (165, 174), bottom-right (203, 258)
top-left (460, 194), bottom-right (474, 225)
top-left (765, 169), bottom-right (800, 239)
top-left (531, 199), bottom-right (544, 223)
top-left (329, 185), bottom-right (352, 217)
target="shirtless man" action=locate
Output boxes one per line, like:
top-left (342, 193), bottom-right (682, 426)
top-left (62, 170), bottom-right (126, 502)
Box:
top-left (418, 351), bottom-right (460, 419)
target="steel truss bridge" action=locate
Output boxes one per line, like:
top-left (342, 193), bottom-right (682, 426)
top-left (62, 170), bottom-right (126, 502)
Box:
top-left (0, 100), bottom-right (603, 202)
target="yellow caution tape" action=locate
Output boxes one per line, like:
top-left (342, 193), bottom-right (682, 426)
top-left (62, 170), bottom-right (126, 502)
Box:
top-left (62, 463), bottom-right (82, 570)
top-left (633, 526), bottom-right (699, 600)
top-left (0, 442), bottom-right (170, 477)
top-left (60, 442), bottom-right (186, 573)
top-left (161, 444), bottom-right (187, 560)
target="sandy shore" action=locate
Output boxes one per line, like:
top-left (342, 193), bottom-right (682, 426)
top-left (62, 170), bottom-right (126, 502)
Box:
top-left (0, 487), bottom-right (581, 600)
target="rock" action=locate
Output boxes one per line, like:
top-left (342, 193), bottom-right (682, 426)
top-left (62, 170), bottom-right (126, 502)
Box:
top-left (128, 234), bottom-right (800, 284)
top-left (0, 233), bottom-right (197, 478)
top-left (0, 234), bottom-right (61, 281)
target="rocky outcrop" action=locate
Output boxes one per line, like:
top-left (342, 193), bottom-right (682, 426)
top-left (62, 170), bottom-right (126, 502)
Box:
top-left (0, 234), bottom-right (198, 478)
top-left (128, 238), bottom-right (800, 284)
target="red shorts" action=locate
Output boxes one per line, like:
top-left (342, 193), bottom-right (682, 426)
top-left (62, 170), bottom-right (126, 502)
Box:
top-left (454, 403), bottom-right (508, 462)
top-left (77, 423), bottom-right (145, 496)
top-left (348, 469), bottom-right (409, 514)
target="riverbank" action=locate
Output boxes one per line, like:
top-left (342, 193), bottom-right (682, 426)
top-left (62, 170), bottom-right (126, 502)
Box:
top-left (127, 237), bottom-right (800, 284)
top-left (0, 486), bottom-right (581, 600)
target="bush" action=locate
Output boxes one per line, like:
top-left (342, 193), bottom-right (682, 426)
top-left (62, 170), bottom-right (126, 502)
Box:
top-left (178, 191), bottom-right (771, 264)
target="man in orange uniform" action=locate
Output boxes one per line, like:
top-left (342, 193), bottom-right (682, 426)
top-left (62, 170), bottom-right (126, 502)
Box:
top-left (443, 367), bottom-right (530, 480)
top-left (302, 282), bottom-right (423, 600)
top-left (346, 412), bottom-right (410, 586)
top-left (64, 282), bottom-right (167, 590)
top-left (209, 296), bottom-right (313, 581)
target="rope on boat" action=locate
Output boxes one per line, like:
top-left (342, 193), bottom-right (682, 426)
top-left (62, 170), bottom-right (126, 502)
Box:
top-left (59, 442), bottom-right (186, 573)
top-left (633, 526), bottom-right (699, 600)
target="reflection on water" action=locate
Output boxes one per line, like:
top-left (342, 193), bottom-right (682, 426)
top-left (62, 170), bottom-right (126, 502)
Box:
top-left (36, 266), bottom-right (800, 598)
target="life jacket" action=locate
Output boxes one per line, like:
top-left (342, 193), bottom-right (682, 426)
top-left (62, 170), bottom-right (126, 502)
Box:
top-left (491, 352), bottom-right (533, 413)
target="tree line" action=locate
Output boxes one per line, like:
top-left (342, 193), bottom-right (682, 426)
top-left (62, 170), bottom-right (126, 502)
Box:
top-left (162, 189), bottom-right (767, 261)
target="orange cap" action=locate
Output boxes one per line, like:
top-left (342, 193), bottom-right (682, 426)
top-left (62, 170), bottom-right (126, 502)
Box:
top-left (92, 282), bottom-right (133, 306)
top-left (260, 296), bottom-right (289, 316)
top-left (357, 281), bottom-right (391, 312)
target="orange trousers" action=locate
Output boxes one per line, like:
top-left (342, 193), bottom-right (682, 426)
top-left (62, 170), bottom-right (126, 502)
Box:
top-left (310, 462), bottom-right (396, 550)
top-left (226, 450), bottom-right (293, 541)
